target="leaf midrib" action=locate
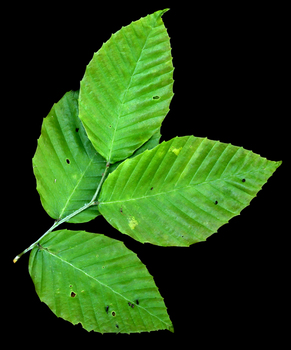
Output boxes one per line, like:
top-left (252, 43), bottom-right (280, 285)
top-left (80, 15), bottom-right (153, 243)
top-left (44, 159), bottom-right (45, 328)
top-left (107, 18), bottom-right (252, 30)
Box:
top-left (107, 23), bottom-right (157, 164)
top-left (100, 167), bottom-right (266, 205)
top-left (43, 248), bottom-right (170, 329)
top-left (58, 154), bottom-right (101, 218)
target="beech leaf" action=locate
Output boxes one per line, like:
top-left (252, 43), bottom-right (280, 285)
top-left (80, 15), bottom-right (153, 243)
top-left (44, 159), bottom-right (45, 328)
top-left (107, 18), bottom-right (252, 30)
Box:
top-left (98, 136), bottom-right (281, 246)
top-left (32, 90), bottom-right (105, 223)
top-left (29, 229), bottom-right (173, 333)
top-left (14, 9), bottom-right (282, 336)
top-left (79, 9), bottom-right (174, 164)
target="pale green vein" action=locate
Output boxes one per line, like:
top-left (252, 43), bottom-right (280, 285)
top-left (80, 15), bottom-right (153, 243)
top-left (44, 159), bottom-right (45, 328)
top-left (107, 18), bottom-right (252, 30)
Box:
top-left (43, 249), bottom-right (170, 328)
top-left (107, 27), bottom-right (152, 164)
top-left (58, 155), bottom-right (100, 218)
top-left (100, 167), bottom-right (270, 206)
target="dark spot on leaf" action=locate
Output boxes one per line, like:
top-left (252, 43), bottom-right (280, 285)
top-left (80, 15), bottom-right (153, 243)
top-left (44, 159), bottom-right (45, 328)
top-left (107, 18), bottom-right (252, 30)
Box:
top-left (75, 128), bottom-right (79, 132)
top-left (116, 324), bottom-right (119, 328)
top-left (66, 159), bottom-right (70, 164)
top-left (37, 243), bottom-right (43, 249)
top-left (136, 299), bottom-right (139, 305)
top-left (150, 187), bottom-right (154, 190)
top-left (153, 95), bottom-right (160, 100)
top-left (111, 311), bottom-right (116, 317)
top-left (242, 179), bottom-right (246, 182)
top-left (70, 292), bottom-right (76, 298)
top-left (106, 306), bottom-right (109, 314)
top-left (69, 285), bottom-right (72, 288)
top-left (215, 200), bottom-right (218, 205)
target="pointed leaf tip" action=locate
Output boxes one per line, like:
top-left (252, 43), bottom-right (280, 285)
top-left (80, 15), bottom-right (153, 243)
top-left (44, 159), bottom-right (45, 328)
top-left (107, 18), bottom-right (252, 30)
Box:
top-left (29, 230), bottom-right (173, 333)
top-left (157, 8), bottom-right (170, 17)
top-left (33, 90), bottom-right (105, 223)
top-left (79, 9), bottom-right (173, 163)
top-left (99, 136), bottom-right (281, 247)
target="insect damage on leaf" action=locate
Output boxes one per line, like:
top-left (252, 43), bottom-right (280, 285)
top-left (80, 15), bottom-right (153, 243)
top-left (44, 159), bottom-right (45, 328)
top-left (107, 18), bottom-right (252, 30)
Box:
top-left (79, 8), bottom-right (173, 164)
top-left (98, 136), bottom-right (281, 247)
top-left (19, 7), bottom-right (281, 337)
top-left (29, 230), bottom-right (173, 334)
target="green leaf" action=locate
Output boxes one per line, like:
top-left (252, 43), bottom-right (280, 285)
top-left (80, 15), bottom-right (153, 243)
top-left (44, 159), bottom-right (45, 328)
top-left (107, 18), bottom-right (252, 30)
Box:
top-left (109, 129), bottom-right (161, 173)
top-left (32, 90), bottom-right (106, 223)
top-left (98, 136), bottom-right (281, 246)
top-left (79, 9), bottom-right (174, 164)
top-left (29, 229), bottom-right (173, 334)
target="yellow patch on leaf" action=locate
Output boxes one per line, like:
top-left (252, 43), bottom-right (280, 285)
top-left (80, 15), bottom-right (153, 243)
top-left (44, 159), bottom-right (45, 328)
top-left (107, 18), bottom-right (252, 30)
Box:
top-left (171, 147), bottom-right (182, 156)
top-left (128, 216), bottom-right (138, 230)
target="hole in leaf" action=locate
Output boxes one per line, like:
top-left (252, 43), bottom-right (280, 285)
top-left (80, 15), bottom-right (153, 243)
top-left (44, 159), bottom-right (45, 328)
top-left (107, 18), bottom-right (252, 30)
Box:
top-left (70, 292), bottom-right (76, 298)
top-left (136, 299), bottom-right (139, 305)
top-left (215, 200), bottom-right (218, 205)
top-left (105, 306), bottom-right (109, 314)
top-left (116, 324), bottom-right (119, 328)
top-left (75, 128), bottom-right (79, 132)
top-left (66, 159), bottom-right (70, 164)
top-left (242, 179), bottom-right (246, 182)
top-left (153, 95), bottom-right (160, 100)
top-left (150, 187), bottom-right (154, 190)
top-left (111, 311), bottom-right (116, 317)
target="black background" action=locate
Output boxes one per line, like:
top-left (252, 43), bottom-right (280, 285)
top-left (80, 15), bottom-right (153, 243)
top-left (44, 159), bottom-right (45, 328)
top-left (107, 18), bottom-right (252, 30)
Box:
top-left (7, 1), bottom-right (287, 347)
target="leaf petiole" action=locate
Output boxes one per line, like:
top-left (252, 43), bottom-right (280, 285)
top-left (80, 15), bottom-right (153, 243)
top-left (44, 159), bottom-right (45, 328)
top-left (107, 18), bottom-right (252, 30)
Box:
top-left (13, 162), bottom-right (110, 263)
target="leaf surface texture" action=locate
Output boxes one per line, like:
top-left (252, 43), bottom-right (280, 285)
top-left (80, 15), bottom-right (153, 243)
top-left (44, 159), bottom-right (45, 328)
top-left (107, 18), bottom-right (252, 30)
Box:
top-left (98, 136), bottom-right (281, 246)
top-left (33, 91), bottom-right (106, 223)
top-left (29, 230), bottom-right (173, 333)
top-left (79, 9), bottom-right (174, 164)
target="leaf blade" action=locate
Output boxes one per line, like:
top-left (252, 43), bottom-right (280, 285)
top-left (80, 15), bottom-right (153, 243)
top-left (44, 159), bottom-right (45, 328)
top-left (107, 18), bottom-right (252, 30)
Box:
top-left (29, 229), bottom-right (173, 333)
top-left (98, 136), bottom-right (281, 246)
top-left (79, 9), bottom-right (174, 164)
top-left (33, 90), bottom-right (106, 223)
